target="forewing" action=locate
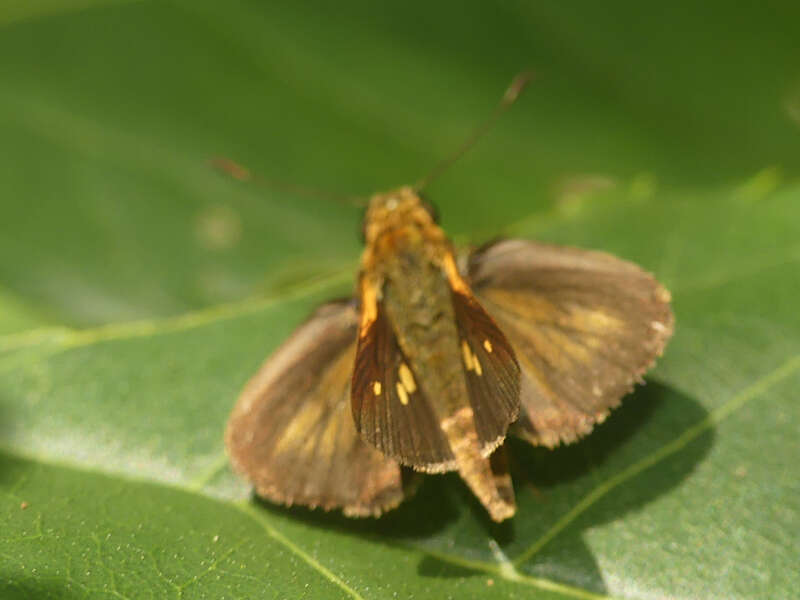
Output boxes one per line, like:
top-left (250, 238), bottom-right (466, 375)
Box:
top-left (225, 300), bottom-right (404, 517)
top-left (450, 288), bottom-right (521, 453)
top-left (351, 305), bottom-right (455, 472)
top-left (468, 239), bottom-right (674, 447)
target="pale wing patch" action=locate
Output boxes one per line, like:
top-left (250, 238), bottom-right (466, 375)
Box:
top-left (482, 288), bottom-right (624, 333)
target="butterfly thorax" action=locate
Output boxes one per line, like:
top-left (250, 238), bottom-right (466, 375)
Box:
top-left (360, 187), bottom-right (464, 419)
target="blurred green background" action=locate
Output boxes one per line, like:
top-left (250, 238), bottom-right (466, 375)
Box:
top-left (1, 1), bottom-right (799, 599)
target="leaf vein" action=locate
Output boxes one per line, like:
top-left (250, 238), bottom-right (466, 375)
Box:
top-left (0, 268), bottom-right (352, 357)
top-left (236, 501), bottom-right (365, 600)
top-left (513, 353), bottom-right (800, 566)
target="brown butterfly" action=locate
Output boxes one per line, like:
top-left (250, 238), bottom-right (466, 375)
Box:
top-left (224, 75), bottom-right (674, 522)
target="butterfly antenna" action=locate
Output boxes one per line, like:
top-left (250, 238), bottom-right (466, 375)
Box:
top-left (413, 71), bottom-right (534, 192)
top-left (208, 157), bottom-right (368, 207)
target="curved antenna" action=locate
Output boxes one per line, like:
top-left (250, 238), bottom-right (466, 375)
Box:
top-left (413, 71), bottom-right (534, 192)
top-left (208, 157), bottom-right (368, 207)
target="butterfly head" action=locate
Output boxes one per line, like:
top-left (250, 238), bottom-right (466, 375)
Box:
top-left (362, 186), bottom-right (440, 247)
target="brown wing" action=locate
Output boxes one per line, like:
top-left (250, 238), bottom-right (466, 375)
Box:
top-left (225, 300), bottom-right (404, 517)
top-left (450, 287), bottom-right (520, 454)
top-left (468, 239), bottom-right (674, 447)
top-left (351, 303), bottom-right (456, 472)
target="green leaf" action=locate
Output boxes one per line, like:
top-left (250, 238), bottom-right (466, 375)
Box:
top-left (1, 1), bottom-right (799, 598)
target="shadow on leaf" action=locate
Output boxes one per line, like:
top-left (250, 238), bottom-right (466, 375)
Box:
top-left (420, 382), bottom-right (713, 592)
top-left (257, 381), bottom-right (713, 595)
top-left (255, 467), bottom-right (464, 539)
top-left (0, 577), bottom-right (82, 599)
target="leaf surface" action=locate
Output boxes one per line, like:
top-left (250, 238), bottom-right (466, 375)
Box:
top-left (1, 1), bottom-right (799, 598)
